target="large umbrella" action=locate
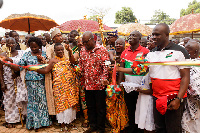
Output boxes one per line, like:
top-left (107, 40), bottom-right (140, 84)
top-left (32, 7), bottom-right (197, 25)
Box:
top-left (0, 13), bottom-right (59, 34)
top-left (116, 23), bottom-right (152, 36)
top-left (58, 19), bottom-right (113, 33)
top-left (170, 13), bottom-right (200, 37)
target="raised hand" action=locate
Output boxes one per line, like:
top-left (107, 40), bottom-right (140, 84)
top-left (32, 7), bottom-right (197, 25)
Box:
top-left (64, 43), bottom-right (72, 52)
top-left (37, 55), bottom-right (46, 64)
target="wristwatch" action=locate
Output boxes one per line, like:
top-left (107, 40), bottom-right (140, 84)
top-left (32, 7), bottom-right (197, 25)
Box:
top-left (176, 97), bottom-right (183, 103)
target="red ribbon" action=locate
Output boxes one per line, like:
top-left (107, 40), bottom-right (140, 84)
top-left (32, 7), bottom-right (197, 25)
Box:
top-left (0, 59), bottom-right (44, 69)
top-left (111, 61), bottom-right (121, 92)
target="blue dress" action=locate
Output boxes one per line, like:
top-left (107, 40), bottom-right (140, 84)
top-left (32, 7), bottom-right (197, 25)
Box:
top-left (18, 51), bottom-right (51, 129)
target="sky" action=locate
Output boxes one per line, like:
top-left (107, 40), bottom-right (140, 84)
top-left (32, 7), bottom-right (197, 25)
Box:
top-left (0, 0), bottom-right (195, 35)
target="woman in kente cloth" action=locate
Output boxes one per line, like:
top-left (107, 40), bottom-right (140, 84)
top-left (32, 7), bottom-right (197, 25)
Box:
top-left (106, 38), bottom-right (129, 133)
top-left (36, 43), bottom-right (79, 132)
top-left (9, 37), bottom-right (52, 131)
top-left (0, 37), bottom-right (27, 128)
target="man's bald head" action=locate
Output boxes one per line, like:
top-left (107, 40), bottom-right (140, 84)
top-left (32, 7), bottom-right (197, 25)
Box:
top-left (1, 38), bottom-right (6, 46)
top-left (82, 31), bottom-right (95, 51)
top-left (155, 23), bottom-right (170, 35)
top-left (115, 38), bottom-right (125, 53)
top-left (186, 39), bottom-right (199, 49)
top-left (182, 37), bottom-right (191, 46)
top-left (130, 30), bottom-right (142, 39)
top-left (115, 38), bottom-right (125, 46)
top-left (152, 23), bottom-right (170, 48)
top-left (172, 39), bottom-right (179, 44)
top-left (185, 39), bottom-right (199, 59)
top-left (83, 31), bottom-right (94, 39)
top-left (140, 38), bottom-right (148, 47)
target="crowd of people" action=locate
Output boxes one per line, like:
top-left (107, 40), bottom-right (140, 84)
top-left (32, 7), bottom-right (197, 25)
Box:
top-left (0, 23), bottom-right (199, 133)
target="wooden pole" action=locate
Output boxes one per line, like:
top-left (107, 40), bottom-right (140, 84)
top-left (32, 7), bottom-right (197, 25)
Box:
top-left (28, 18), bottom-right (30, 34)
top-left (192, 32), bottom-right (194, 39)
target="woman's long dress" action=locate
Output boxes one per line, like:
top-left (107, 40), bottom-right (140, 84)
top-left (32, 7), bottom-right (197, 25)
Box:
top-left (182, 62), bottom-right (200, 133)
top-left (18, 51), bottom-right (51, 129)
top-left (3, 50), bottom-right (27, 123)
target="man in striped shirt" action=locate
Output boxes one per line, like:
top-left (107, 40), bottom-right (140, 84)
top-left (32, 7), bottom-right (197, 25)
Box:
top-left (147, 23), bottom-right (190, 133)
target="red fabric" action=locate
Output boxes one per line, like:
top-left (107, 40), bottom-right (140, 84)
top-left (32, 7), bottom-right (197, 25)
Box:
top-left (79, 44), bottom-right (109, 90)
top-left (121, 45), bottom-right (149, 63)
top-left (151, 78), bottom-right (187, 98)
top-left (93, 34), bottom-right (97, 41)
top-left (58, 19), bottom-right (112, 33)
top-left (0, 59), bottom-right (43, 69)
top-left (111, 61), bottom-right (121, 92)
top-left (156, 96), bottom-right (167, 115)
top-left (112, 61), bottom-right (117, 85)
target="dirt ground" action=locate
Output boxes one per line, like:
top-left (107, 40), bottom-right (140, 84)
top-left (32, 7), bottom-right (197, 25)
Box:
top-left (0, 109), bottom-right (111, 133)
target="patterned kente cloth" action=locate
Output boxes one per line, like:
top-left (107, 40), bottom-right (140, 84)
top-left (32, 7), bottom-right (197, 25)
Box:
top-left (106, 70), bottom-right (128, 133)
top-left (106, 88), bottom-right (129, 133)
top-left (52, 59), bottom-right (79, 114)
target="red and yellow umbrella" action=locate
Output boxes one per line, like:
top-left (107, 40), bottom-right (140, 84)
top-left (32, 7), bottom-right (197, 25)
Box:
top-left (0, 13), bottom-right (59, 33)
top-left (170, 13), bottom-right (200, 35)
top-left (58, 19), bottom-right (113, 33)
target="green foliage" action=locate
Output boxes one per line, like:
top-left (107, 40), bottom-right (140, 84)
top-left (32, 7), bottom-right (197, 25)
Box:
top-left (88, 15), bottom-right (99, 22)
top-left (114, 7), bottom-right (136, 24)
top-left (145, 9), bottom-right (176, 25)
top-left (180, 0), bottom-right (200, 17)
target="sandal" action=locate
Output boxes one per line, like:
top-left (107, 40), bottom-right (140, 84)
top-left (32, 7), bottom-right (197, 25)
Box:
top-left (70, 124), bottom-right (79, 132)
top-left (2, 122), bottom-right (7, 127)
top-left (60, 127), bottom-right (70, 133)
top-left (35, 128), bottom-right (42, 132)
top-left (5, 123), bottom-right (15, 128)
top-left (65, 126), bottom-right (71, 133)
top-left (81, 120), bottom-right (89, 128)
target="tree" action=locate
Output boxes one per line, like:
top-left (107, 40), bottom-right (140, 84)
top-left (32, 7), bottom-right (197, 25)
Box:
top-left (87, 7), bottom-right (110, 21)
top-left (145, 9), bottom-right (176, 25)
top-left (114, 7), bottom-right (136, 24)
top-left (180, 0), bottom-right (200, 17)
